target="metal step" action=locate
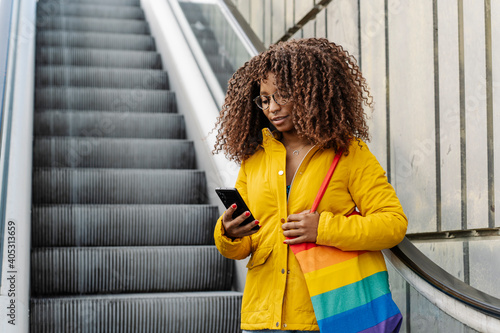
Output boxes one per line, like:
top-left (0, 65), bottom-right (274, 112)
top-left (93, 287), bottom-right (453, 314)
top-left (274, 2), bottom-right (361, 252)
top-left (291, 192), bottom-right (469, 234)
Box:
top-left (36, 16), bottom-right (150, 35)
top-left (37, 2), bottom-right (145, 20)
top-left (31, 204), bottom-right (218, 247)
top-left (33, 137), bottom-right (196, 169)
top-left (36, 31), bottom-right (155, 51)
top-left (36, 66), bottom-right (169, 90)
top-left (35, 88), bottom-right (176, 112)
top-left (34, 111), bottom-right (186, 139)
top-left (32, 168), bottom-right (208, 204)
top-left (31, 246), bottom-right (233, 295)
top-left (30, 292), bottom-right (242, 333)
top-left (38, 0), bottom-right (141, 6)
top-left (30, 0), bottom-right (240, 329)
top-left (36, 47), bottom-right (162, 69)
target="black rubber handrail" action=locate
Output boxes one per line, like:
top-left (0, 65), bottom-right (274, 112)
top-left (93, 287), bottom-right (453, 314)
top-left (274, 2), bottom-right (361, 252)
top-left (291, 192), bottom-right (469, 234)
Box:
top-left (390, 237), bottom-right (500, 318)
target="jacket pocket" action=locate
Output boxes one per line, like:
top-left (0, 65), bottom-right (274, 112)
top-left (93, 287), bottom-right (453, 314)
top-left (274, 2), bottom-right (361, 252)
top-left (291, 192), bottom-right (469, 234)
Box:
top-left (246, 246), bottom-right (273, 269)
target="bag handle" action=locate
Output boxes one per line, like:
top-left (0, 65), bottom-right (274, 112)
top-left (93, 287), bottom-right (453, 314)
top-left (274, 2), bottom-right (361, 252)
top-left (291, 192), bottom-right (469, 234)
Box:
top-left (310, 149), bottom-right (344, 213)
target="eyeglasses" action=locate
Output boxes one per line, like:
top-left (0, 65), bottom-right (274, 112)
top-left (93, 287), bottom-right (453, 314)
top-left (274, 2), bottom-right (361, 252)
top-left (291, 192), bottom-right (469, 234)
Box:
top-left (253, 91), bottom-right (289, 110)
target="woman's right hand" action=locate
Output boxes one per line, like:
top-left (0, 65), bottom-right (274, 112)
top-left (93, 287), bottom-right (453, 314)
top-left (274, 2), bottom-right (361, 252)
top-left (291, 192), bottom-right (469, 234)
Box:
top-left (222, 204), bottom-right (260, 239)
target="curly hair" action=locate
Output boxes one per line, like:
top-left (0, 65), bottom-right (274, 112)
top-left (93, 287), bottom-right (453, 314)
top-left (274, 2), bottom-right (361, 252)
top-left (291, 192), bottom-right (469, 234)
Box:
top-left (213, 38), bottom-right (372, 163)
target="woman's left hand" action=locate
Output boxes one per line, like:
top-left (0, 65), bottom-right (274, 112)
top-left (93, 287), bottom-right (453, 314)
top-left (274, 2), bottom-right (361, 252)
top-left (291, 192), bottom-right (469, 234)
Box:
top-left (282, 210), bottom-right (319, 244)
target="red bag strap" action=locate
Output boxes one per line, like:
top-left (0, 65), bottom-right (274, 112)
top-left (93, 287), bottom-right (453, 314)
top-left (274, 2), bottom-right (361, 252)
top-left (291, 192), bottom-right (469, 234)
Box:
top-left (310, 149), bottom-right (344, 213)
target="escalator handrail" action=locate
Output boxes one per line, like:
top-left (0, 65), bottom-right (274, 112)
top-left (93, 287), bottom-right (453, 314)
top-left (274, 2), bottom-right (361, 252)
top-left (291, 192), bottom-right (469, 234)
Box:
top-left (389, 237), bottom-right (500, 318)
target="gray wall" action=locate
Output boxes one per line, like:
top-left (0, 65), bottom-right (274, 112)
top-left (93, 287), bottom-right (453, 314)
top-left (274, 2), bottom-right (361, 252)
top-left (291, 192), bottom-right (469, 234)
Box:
top-left (231, 0), bottom-right (500, 329)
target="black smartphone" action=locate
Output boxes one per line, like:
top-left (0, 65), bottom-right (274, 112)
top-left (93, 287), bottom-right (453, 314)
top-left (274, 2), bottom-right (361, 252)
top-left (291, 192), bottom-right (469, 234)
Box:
top-left (215, 187), bottom-right (259, 230)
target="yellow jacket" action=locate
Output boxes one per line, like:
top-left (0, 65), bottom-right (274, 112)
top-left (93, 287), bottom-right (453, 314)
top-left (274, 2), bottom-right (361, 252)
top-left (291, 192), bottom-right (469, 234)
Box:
top-left (214, 129), bottom-right (407, 331)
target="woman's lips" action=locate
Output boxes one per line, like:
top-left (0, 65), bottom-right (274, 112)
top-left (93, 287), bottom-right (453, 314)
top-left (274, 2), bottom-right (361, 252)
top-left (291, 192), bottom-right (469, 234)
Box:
top-left (271, 115), bottom-right (288, 125)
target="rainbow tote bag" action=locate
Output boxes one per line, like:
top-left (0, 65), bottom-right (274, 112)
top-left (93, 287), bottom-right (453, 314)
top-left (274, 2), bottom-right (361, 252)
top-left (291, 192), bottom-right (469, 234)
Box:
top-left (289, 151), bottom-right (402, 333)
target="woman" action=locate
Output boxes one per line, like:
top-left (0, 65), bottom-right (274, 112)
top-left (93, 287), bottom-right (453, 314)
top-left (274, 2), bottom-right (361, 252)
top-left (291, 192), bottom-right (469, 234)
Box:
top-left (213, 38), bottom-right (407, 332)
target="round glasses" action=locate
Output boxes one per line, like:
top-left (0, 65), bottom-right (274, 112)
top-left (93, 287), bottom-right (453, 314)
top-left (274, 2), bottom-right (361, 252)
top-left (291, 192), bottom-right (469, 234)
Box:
top-left (253, 91), bottom-right (289, 110)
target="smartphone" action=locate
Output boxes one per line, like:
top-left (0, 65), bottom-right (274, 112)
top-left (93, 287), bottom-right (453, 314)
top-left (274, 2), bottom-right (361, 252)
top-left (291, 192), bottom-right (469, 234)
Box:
top-left (215, 187), bottom-right (259, 230)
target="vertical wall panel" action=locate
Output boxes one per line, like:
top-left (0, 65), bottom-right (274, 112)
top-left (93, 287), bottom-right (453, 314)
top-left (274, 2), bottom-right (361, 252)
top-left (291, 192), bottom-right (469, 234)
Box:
top-left (469, 240), bottom-right (500, 299)
top-left (250, 0), bottom-right (264, 46)
top-left (314, 5), bottom-right (327, 38)
top-left (294, 0), bottom-right (314, 24)
top-left (285, 0), bottom-right (294, 32)
top-left (463, 0), bottom-right (488, 229)
top-left (388, 0), bottom-right (436, 233)
top-left (301, 16), bottom-right (316, 38)
top-left (234, 0), bottom-right (251, 23)
top-left (359, 0), bottom-right (387, 171)
top-left (326, 0), bottom-right (359, 60)
top-left (437, 0), bottom-right (461, 231)
top-left (492, 0), bottom-right (500, 228)
top-left (263, 0), bottom-right (272, 46)
top-left (415, 242), bottom-right (465, 282)
top-left (271, 0), bottom-right (286, 44)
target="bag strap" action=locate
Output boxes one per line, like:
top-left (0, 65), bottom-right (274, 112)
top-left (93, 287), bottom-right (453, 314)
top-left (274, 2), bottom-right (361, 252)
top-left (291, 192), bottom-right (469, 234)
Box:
top-left (310, 149), bottom-right (344, 213)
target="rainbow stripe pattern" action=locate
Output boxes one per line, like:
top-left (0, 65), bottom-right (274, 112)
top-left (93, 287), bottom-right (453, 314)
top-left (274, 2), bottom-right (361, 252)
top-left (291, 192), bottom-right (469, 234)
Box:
top-left (290, 242), bottom-right (402, 333)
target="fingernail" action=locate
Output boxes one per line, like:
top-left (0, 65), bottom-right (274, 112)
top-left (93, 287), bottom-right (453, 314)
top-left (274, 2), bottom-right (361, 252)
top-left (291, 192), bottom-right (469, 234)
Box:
top-left (283, 241), bottom-right (287, 244)
top-left (231, 204), bottom-right (236, 209)
top-left (245, 211), bottom-right (250, 217)
top-left (255, 221), bottom-right (259, 225)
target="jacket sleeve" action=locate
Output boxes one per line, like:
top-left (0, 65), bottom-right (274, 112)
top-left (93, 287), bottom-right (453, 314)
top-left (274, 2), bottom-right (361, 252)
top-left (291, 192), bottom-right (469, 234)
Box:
top-left (316, 142), bottom-right (408, 251)
top-left (214, 161), bottom-right (253, 260)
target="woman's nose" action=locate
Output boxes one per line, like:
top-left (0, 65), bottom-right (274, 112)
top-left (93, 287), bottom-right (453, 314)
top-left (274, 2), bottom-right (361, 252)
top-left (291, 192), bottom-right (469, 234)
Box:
top-left (268, 96), bottom-right (281, 113)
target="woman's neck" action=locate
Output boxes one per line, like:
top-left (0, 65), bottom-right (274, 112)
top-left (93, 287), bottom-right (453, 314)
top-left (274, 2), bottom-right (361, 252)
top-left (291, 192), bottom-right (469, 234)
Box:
top-left (281, 132), bottom-right (309, 150)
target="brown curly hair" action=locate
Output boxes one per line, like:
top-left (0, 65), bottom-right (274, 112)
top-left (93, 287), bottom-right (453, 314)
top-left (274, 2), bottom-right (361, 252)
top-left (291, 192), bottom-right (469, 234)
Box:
top-left (213, 38), bottom-right (372, 163)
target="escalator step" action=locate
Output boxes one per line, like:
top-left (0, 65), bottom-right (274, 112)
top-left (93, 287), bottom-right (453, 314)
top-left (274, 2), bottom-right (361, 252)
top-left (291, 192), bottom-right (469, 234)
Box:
top-left (34, 111), bottom-right (186, 139)
top-left (33, 137), bottom-right (196, 169)
top-left (31, 204), bottom-right (218, 247)
top-left (32, 168), bottom-right (208, 204)
top-left (36, 31), bottom-right (155, 51)
top-left (36, 16), bottom-right (150, 35)
top-left (37, 3), bottom-right (145, 20)
top-left (31, 246), bottom-right (233, 295)
top-left (38, 0), bottom-right (141, 6)
top-left (35, 88), bottom-right (176, 113)
top-left (36, 66), bottom-right (169, 90)
top-left (36, 47), bottom-right (162, 69)
top-left (30, 292), bottom-right (242, 333)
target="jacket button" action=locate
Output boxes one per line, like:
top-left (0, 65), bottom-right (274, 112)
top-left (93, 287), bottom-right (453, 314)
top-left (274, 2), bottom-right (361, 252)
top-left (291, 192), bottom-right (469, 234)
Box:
top-left (276, 322), bottom-right (279, 327)
top-left (278, 170), bottom-right (284, 175)
top-left (281, 269), bottom-right (285, 274)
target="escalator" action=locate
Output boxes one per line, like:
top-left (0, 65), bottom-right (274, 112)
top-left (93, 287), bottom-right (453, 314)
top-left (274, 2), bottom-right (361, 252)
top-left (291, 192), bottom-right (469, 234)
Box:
top-left (1, 0), bottom-right (500, 332)
top-left (29, 0), bottom-right (240, 331)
